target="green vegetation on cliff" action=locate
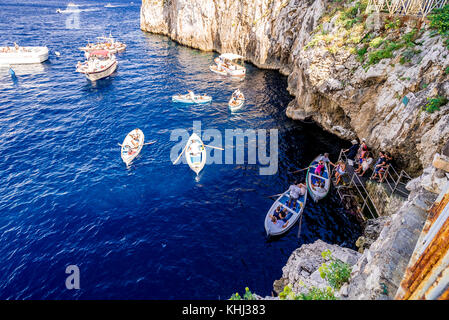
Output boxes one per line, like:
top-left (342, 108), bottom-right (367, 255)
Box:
top-left (304, 0), bottom-right (445, 70)
top-left (429, 4), bottom-right (449, 48)
top-left (229, 250), bottom-right (351, 300)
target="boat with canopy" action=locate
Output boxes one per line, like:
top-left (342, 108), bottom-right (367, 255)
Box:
top-left (79, 34), bottom-right (126, 54)
top-left (76, 50), bottom-right (117, 81)
top-left (210, 53), bottom-right (246, 77)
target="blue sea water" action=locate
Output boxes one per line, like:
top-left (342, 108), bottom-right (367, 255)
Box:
top-left (0, 0), bottom-right (361, 299)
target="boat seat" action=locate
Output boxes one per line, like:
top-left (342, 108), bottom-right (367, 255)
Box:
top-left (190, 155), bottom-right (201, 164)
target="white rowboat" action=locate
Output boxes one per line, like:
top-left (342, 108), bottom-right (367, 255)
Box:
top-left (172, 93), bottom-right (212, 104)
top-left (306, 155), bottom-right (331, 202)
top-left (228, 90), bottom-right (245, 112)
top-left (264, 188), bottom-right (307, 237)
top-left (185, 133), bottom-right (206, 175)
top-left (121, 129), bottom-right (144, 166)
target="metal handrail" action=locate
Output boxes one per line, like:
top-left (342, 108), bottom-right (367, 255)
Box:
top-left (333, 147), bottom-right (413, 220)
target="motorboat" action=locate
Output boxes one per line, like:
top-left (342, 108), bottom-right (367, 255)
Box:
top-left (76, 50), bottom-right (117, 81)
top-left (0, 43), bottom-right (49, 65)
top-left (211, 53), bottom-right (246, 77)
top-left (79, 34), bottom-right (126, 54)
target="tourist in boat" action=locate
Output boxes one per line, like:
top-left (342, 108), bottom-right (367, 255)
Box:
top-left (188, 139), bottom-right (202, 156)
top-left (272, 206), bottom-right (282, 218)
top-left (269, 214), bottom-right (289, 229)
top-left (287, 182), bottom-right (306, 201)
top-left (130, 132), bottom-right (140, 149)
top-left (318, 153), bottom-right (336, 167)
top-left (271, 207), bottom-right (288, 221)
top-left (334, 161), bottom-right (346, 185)
top-left (316, 182), bottom-right (326, 193)
top-left (188, 90), bottom-right (195, 101)
top-left (343, 140), bottom-right (360, 163)
top-left (355, 151), bottom-right (374, 176)
top-left (314, 160), bottom-right (325, 176)
top-left (233, 89), bottom-right (243, 99)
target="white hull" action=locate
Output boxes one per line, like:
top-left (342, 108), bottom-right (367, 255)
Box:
top-left (209, 64), bottom-right (227, 76)
top-left (78, 60), bottom-right (117, 81)
top-left (0, 46), bottom-right (49, 65)
top-left (306, 156), bottom-right (331, 202)
top-left (172, 94), bottom-right (212, 104)
top-left (121, 129), bottom-right (144, 165)
top-left (229, 92), bottom-right (245, 111)
top-left (185, 133), bottom-right (206, 175)
top-left (264, 189), bottom-right (307, 237)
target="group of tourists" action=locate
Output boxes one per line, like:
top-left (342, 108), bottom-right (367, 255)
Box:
top-left (342, 138), bottom-right (393, 183)
top-left (268, 137), bottom-right (396, 230)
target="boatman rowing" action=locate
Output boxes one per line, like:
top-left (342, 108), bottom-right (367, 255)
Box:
top-left (287, 182), bottom-right (306, 203)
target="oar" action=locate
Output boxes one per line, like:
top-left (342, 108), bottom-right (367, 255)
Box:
top-left (143, 140), bottom-right (156, 145)
top-left (267, 193), bottom-right (282, 199)
top-left (173, 144), bottom-right (188, 165)
top-left (297, 210), bottom-right (304, 239)
top-left (289, 166), bottom-right (310, 174)
top-left (204, 144), bottom-right (224, 151)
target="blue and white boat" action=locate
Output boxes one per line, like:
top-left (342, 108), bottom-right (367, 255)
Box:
top-left (306, 155), bottom-right (331, 202)
top-left (185, 133), bottom-right (206, 175)
top-left (264, 188), bottom-right (307, 237)
top-left (172, 92), bottom-right (212, 104)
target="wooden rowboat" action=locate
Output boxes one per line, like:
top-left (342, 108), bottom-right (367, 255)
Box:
top-left (306, 155), bottom-right (331, 202)
top-left (264, 188), bottom-right (307, 237)
top-left (121, 128), bottom-right (144, 166)
top-left (172, 93), bottom-right (212, 104)
top-left (228, 91), bottom-right (245, 112)
top-left (185, 133), bottom-right (206, 175)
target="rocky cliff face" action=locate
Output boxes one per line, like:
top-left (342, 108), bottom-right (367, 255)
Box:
top-left (141, 0), bottom-right (449, 173)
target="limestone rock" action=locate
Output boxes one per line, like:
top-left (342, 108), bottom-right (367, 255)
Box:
top-left (272, 239), bottom-right (361, 296)
top-left (141, 0), bottom-right (449, 174)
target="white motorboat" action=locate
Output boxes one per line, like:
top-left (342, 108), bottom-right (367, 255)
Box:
top-left (79, 34), bottom-right (126, 54)
top-left (76, 50), bottom-right (117, 81)
top-left (0, 44), bottom-right (49, 65)
top-left (212, 53), bottom-right (246, 77)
